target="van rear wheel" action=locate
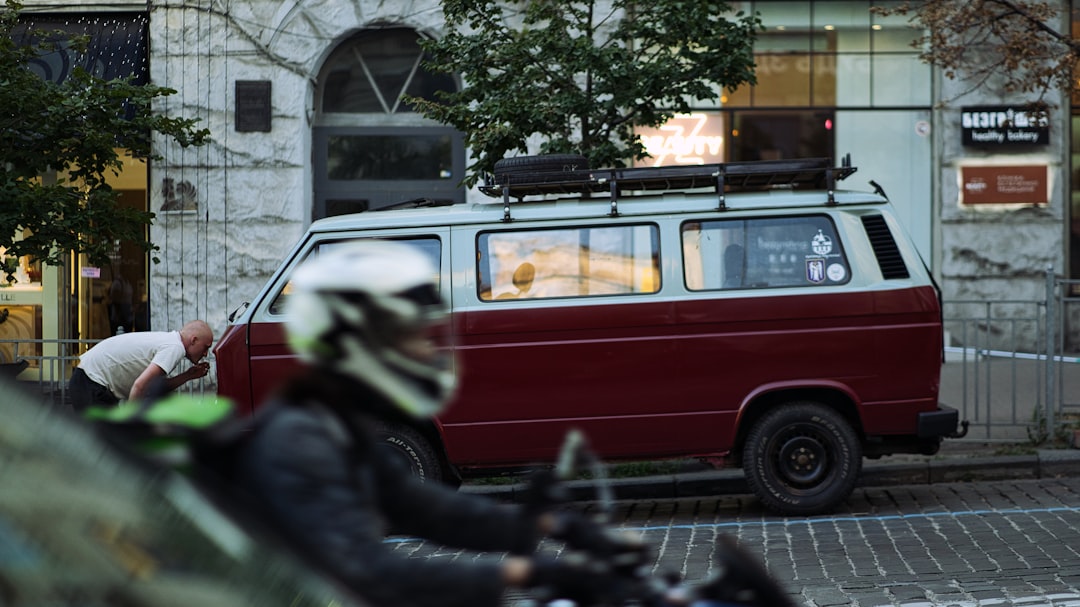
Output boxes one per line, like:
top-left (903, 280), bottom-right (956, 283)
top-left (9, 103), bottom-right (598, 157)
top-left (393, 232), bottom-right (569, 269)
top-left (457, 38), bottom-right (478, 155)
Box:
top-left (375, 421), bottom-right (447, 485)
top-left (743, 402), bottom-right (862, 516)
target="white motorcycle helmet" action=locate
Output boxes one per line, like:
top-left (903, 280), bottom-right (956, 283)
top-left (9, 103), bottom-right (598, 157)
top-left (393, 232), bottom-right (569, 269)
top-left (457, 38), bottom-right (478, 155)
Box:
top-left (284, 239), bottom-right (455, 418)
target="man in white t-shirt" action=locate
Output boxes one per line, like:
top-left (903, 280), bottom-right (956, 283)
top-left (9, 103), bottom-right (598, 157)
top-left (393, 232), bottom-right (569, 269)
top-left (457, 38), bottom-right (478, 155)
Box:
top-left (69, 320), bottom-right (214, 412)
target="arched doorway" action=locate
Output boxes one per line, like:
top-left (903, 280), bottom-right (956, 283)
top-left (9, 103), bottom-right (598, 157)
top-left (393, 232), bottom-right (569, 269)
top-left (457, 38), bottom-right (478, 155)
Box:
top-left (313, 27), bottom-right (465, 218)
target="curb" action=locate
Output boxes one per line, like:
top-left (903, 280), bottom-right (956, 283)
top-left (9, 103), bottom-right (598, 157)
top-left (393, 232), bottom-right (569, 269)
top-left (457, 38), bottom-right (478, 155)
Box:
top-left (461, 450), bottom-right (1080, 503)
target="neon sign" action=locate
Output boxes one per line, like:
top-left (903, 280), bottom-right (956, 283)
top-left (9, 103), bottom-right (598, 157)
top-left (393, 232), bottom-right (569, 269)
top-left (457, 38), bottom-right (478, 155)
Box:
top-left (634, 113), bottom-right (725, 167)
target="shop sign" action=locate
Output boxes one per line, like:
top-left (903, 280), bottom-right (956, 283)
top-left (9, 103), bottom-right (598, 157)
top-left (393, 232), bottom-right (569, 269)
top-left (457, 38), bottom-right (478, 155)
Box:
top-left (960, 165), bottom-right (1047, 205)
top-left (634, 113), bottom-right (724, 167)
top-left (961, 106), bottom-right (1049, 146)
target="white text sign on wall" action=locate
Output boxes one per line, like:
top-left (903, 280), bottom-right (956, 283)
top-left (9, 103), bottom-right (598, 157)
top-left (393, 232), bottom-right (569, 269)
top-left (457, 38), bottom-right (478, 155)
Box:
top-left (961, 106), bottom-right (1049, 146)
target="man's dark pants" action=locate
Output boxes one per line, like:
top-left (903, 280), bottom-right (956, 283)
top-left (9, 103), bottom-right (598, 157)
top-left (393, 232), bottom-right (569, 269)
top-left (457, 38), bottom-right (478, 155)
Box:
top-left (68, 367), bottom-right (119, 413)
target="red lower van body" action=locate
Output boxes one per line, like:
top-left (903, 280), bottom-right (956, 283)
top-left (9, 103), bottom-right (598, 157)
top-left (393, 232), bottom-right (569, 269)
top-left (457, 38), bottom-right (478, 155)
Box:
top-left (215, 283), bottom-right (944, 470)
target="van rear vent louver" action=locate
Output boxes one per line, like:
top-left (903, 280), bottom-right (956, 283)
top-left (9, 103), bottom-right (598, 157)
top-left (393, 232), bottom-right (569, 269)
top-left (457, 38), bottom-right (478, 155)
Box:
top-left (861, 215), bottom-right (910, 279)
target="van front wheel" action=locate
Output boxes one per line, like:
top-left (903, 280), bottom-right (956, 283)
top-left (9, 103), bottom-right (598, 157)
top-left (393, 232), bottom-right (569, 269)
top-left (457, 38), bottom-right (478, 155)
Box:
top-left (743, 402), bottom-right (862, 516)
top-left (375, 421), bottom-right (446, 485)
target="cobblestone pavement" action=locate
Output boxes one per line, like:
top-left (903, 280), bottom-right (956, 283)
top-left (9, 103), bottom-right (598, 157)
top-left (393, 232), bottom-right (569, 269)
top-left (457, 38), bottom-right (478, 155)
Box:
top-left (391, 478), bottom-right (1080, 607)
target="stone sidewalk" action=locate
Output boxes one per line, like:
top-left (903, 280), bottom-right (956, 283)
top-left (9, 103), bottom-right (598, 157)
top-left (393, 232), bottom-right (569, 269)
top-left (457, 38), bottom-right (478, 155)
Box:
top-left (462, 445), bottom-right (1080, 503)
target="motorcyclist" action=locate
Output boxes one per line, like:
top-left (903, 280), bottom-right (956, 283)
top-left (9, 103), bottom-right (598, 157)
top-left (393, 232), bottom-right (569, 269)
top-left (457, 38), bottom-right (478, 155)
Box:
top-left (224, 240), bottom-right (641, 607)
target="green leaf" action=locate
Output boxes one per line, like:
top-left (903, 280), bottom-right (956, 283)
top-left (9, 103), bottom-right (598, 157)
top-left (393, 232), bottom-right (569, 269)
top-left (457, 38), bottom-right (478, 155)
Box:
top-left (0, 0), bottom-right (210, 274)
top-left (406, 0), bottom-right (758, 186)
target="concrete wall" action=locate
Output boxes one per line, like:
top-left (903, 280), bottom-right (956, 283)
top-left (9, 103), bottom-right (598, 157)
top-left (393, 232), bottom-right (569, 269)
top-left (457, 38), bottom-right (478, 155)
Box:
top-left (931, 4), bottom-right (1069, 351)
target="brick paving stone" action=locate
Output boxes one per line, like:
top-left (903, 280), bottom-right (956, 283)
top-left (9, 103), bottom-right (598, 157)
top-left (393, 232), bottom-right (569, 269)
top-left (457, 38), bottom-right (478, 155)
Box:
top-left (928, 595), bottom-right (970, 605)
top-left (841, 582), bottom-right (883, 591)
top-left (405, 476), bottom-right (1080, 607)
top-left (888, 585), bottom-right (929, 598)
top-left (846, 591), bottom-right (894, 607)
top-left (805, 588), bottom-right (854, 606)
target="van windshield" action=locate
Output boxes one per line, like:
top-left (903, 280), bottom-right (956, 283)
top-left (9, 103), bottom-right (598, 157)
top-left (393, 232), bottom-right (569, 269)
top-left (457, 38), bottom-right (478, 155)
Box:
top-left (268, 237), bottom-right (442, 315)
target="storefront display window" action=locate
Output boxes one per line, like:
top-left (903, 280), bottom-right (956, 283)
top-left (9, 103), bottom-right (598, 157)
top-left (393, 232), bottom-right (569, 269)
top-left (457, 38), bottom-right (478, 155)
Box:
top-left (730, 111), bottom-right (835, 161)
top-left (5, 12), bottom-right (150, 386)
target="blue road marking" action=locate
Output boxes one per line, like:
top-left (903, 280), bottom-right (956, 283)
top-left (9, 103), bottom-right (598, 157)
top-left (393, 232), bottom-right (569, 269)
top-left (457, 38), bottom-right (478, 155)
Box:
top-left (385, 505), bottom-right (1080, 543)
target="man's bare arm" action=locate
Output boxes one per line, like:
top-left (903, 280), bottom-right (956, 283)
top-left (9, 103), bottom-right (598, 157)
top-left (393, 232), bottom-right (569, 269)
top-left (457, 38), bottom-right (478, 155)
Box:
top-left (128, 363), bottom-right (167, 401)
top-left (128, 361), bottom-right (209, 400)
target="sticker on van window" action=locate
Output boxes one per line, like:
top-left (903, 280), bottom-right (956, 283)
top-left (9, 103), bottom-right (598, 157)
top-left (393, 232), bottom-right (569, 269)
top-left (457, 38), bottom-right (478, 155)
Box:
top-left (806, 259), bottom-right (825, 283)
top-left (827, 263), bottom-right (847, 282)
top-left (811, 230), bottom-right (833, 256)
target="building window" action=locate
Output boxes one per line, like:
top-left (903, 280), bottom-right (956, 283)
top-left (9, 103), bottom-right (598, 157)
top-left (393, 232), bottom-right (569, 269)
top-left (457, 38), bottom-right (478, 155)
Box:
top-left (724, 1), bottom-right (928, 109)
top-left (729, 111), bottom-right (835, 161)
top-left (320, 27), bottom-right (455, 114)
top-left (313, 28), bottom-right (464, 217)
top-left (326, 134), bottom-right (454, 181)
top-left (11, 13), bottom-right (150, 349)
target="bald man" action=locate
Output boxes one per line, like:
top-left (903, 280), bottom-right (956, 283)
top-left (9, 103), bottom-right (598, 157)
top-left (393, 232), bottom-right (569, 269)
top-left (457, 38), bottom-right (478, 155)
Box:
top-left (69, 320), bottom-right (214, 412)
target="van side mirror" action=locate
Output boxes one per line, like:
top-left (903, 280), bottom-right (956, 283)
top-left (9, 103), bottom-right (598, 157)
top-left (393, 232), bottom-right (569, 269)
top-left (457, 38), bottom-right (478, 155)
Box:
top-left (228, 302), bottom-right (250, 323)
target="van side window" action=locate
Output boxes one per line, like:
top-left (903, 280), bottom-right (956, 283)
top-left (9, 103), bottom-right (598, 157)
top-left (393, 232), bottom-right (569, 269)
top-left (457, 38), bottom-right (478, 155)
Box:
top-left (682, 215), bottom-right (849, 290)
top-left (477, 225), bottom-right (660, 301)
top-left (268, 237), bottom-right (442, 314)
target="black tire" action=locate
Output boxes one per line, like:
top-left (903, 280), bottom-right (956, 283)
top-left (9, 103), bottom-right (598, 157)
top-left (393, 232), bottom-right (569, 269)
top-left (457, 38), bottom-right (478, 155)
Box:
top-left (493, 154), bottom-right (589, 177)
top-left (374, 421), bottom-right (446, 484)
top-left (742, 402), bottom-right (862, 516)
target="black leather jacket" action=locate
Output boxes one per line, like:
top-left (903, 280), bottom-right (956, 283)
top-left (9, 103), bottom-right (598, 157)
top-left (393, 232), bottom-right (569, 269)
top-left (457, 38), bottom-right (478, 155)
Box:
top-left (233, 372), bottom-right (540, 607)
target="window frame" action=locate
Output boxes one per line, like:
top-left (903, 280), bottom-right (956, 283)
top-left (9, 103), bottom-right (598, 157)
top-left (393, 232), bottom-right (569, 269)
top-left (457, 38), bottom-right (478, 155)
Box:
top-left (475, 223), bottom-right (662, 302)
top-left (681, 214), bottom-right (851, 292)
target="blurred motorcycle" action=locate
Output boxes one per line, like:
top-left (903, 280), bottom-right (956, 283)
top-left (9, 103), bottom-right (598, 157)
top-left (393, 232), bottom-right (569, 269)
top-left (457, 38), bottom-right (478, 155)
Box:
top-left (524, 430), bottom-right (796, 607)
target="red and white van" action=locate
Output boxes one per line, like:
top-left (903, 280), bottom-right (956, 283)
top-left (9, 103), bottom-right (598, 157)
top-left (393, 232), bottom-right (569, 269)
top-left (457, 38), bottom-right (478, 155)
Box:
top-left (214, 156), bottom-right (965, 515)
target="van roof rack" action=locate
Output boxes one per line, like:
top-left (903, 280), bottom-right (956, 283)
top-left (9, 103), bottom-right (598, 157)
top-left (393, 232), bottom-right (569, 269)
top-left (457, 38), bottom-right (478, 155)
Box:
top-left (480, 156), bottom-right (858, 219)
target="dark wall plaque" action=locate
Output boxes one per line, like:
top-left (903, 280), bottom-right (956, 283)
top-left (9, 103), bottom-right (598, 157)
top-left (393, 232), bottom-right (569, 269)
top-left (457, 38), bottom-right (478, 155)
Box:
top-left (235, 80), bottom-right (271, 132)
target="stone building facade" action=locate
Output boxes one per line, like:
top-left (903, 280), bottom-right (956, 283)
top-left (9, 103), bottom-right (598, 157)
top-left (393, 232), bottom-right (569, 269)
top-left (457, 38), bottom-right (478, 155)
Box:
top-left (13, 0), bottom-right (1079, 370)
top-left (146, 0), bottom-right (458, 339)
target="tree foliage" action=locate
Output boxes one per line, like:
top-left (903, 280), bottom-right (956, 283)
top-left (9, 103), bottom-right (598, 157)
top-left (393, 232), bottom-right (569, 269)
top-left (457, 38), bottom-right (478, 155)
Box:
top-left (874, 0), bottom-right (1079, 105)
top-left (409, 0), bottom-right (760, 186)
top-left (0, 0), bottom-right (209, 280)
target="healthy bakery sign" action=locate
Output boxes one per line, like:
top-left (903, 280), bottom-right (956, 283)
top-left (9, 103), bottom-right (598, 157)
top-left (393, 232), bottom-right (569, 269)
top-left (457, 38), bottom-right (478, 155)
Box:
top-left (961, 106), bottom-right (1049, 146)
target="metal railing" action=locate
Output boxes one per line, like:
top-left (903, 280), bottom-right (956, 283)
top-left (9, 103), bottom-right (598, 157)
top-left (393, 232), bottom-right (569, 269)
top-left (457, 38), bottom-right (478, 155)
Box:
top-left (942, 269), bottom-right (1080, 444)
top-left (0, 338), bottom-right (99, 408)
top-left (0, 337), bottom-right (213, 408)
